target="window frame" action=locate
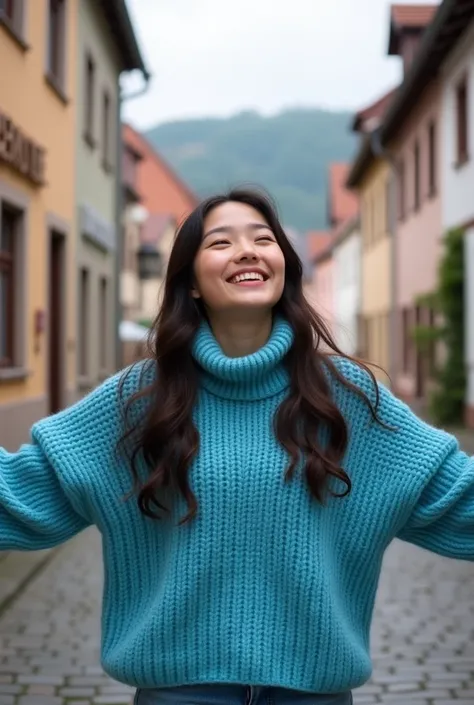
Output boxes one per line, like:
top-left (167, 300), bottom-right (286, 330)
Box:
top-left (0, 0), bottom-right (27, 49)
top-left (0, 186), bottom-right (28, 381)
top-left (455, 73), bottom-right (469, 167)
top-left (427, 120), bottom-right (437, 198)
top-left (83, 52), bottom-right (96, 148)
top-left (46, 0), bottom-right (68, 102)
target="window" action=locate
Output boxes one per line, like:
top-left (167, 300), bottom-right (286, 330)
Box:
top-left (99, 276), bottom-right (108, 371)
top-left (79, 267), bottom-right (89, 378)
top-left (401, 308), bottom-right (410, 373)
top-left (102, 90), bottom-right (112, 171)
top-left (0, 0), bottom-right (24, 41)
top-left (428, 121), bottom-right (437, 197)
top-left (0, 204), bottom-right (21, 368)
top-left (84, 54), bottom-right (95, 146)
top-left (47, 0), bottom-right (67, 92)
top-left (397, 159), bottom-right (405, 220)
top-left (455, 75), bottom-right (469, 165)
top-left (413, 140), bottom-right (420, 211)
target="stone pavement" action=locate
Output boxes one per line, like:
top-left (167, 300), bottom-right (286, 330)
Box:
top-left (1, 532), bottom-right (473, 705)
top-left (0, 423), bottom-right (474, 705)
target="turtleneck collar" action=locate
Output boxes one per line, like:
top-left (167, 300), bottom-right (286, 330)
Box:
top-left (191, 317), bottom-right (294, 401)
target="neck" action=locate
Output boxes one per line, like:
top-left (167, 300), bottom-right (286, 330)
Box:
top-left (206, 312), bottom-right (273, 357)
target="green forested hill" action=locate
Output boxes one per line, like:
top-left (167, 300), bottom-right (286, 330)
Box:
top-left (145, 109), bottom-right (357, 232)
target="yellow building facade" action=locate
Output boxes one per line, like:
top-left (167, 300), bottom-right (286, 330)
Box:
top-left (0, 1), bottom-right (77, 449)
top-left (349, 156), bottom-right (392, 383)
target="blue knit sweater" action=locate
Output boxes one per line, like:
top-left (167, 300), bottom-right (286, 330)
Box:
top-left (1, 318), bottom-right (473, 693)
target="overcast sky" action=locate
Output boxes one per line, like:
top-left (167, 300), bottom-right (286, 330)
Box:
top-left (122, 0), bottom-right (439, 130)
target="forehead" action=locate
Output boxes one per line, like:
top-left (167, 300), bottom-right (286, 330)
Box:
top-left (204, 201), bottom-right (269, 230)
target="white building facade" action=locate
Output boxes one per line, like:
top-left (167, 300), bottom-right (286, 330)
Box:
top-left (332, 217), bottom-right (361, 356)
top-left (440, 20), bottom-right (474, 426)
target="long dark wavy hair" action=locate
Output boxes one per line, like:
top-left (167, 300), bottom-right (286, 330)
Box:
top-left (119, 188), bottom-right (383, 524)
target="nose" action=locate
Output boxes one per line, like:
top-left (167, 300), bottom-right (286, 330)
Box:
top-left (234, 241), bottom-right (259, 262)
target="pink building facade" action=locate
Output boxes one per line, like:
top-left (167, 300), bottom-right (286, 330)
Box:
top-left (309, 250), bottom-right (334, 339)
top-left (393, 81), bottom-right (443, 401)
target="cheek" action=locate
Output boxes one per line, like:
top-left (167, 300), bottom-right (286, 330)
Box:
top-left (273, 252), bottom-right (286, 278)
top-left (193, 254), bottom-right (224, 296)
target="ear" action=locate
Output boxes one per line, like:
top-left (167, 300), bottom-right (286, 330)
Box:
top-left (191, 286), bottom-right (201, 299)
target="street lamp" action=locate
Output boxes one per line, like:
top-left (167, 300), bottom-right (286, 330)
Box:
top-left (137, 243), bottom-right (162, 279)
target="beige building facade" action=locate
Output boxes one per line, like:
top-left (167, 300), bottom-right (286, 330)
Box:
top-left (0, 0), bottom-right (78, 450)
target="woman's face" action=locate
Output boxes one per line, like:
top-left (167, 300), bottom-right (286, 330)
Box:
top-left (192, 201), bottom-right (286, 318)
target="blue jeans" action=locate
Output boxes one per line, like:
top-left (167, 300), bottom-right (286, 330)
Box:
top-left (134, 684), bottom-right (353, 704)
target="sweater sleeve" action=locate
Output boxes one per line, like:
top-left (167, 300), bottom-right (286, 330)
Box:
top-left (396, 441), bottom-right (474, 560)
top-left (0, 365), bottom-right (142, 552)
top-left (334, 357), bottom-right (474, 561)
top-left (0, 443), bottom-right (91, 550)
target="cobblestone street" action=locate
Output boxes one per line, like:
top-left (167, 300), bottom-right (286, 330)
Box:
top-left (1, 531), bottom-right (474, 705)
top-left (1, 423), bottom-right (474, 705)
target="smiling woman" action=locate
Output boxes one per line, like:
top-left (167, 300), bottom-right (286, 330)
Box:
top-left (2, 189), bottom-right (474, 705)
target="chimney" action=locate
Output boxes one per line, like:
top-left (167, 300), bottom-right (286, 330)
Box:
top-left (388, 4), bottom-right (438, 75)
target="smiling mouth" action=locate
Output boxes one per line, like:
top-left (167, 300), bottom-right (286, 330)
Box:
top-left (227, 272), bottom-right (269, 284)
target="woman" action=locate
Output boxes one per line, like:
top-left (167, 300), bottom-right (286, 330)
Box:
top-left (0, 189), bottom-right (473, 705)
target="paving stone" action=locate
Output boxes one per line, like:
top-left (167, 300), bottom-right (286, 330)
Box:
top-left (17, 699), bottom-right (63, 705)
top-left (386, 683), bottom-right (422, 693)
top-left (68, 678), bottom-right (113, 688)
top-left (26, 687), bottom-right (56, 696)
top-left (17, 676), bottom-right (64, 686)
top-left (58, 688), bottom-right (96, 698)
top-left (452, 690), bottom-right (474, 699)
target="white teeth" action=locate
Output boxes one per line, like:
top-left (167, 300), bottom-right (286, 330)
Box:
top-left (230, 272), bottom-right (265, 283)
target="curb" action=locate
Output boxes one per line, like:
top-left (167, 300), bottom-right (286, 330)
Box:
top-left (0, 548), bottom-right (59, 617)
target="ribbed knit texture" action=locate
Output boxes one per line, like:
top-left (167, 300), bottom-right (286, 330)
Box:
top-left (1, 317), bottom-right (474, 693)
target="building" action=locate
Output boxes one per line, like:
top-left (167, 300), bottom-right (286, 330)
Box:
top-left (348, 0), bottom-right (474, 416)
top-left (347, 149), bottom-right (392, 379)
top-left (0, 0), bottom-right (78, 450)
top-left (437, 2), bottom-right (474, 424)
top-left (382, 4), bottom-right (441, 402)
top-left (122, 124), bottom-right (198, 224)
top-left (310, 245), bottom-right (334, 340)
top-left (136, 213), bottom-right (177, 325)
top-left (306, 164), bottom-right (358, 344)
top-left (75, 0), bottom-right (148, 394)
top-left (120, 125), bottom-right (198, 360)
top-left (332, 215), bottom-right (361, 356)
top-left (346, 5), bottom-right (438, 382)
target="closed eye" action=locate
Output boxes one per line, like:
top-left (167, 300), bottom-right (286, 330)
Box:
top-left (208, 239), bottom-right (230, 247)
top-left (256, 236), bottom-right (275, 243)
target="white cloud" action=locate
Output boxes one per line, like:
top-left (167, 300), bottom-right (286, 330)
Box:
top-left (123, 0), bottom-right (439, 129)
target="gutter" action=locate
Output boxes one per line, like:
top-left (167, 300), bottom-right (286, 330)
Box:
top-left (114, 73), bottom-right (151, 371)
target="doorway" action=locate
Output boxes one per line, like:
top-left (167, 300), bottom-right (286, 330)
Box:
top-left (48, 230), bottom-right (66, 414)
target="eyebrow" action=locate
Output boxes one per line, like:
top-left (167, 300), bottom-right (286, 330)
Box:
top-left (203, 223), bottom-right (273, 240)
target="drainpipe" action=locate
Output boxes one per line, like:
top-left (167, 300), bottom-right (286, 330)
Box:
top-left (114, 72), bottom-right (150, 371)
top-left (370, 127), bottom-right (398, 386)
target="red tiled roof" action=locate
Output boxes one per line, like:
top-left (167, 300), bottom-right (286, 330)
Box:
top-left (328, 163), bottom-right (359, 227)
top-left (391, 4), bottom-right (438, 28)
top-left (307, 230), bottom-right (332, 260)
top-left (122, 124), bottom-right (198, 224)
top-left (352, 87), bottom-right (398, 132)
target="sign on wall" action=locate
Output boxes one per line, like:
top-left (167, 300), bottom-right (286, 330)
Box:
top-left (0, 109), bottom-right (46, 186)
